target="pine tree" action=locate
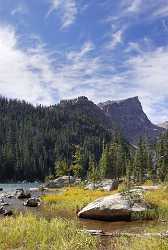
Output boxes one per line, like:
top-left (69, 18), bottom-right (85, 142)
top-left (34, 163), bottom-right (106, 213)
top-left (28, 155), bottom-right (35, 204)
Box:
top-left (55, 160), bottom-right (68, 177)
top-left (88, 157), bottom-right (100, 185)
top-left (126, 160), bottom-right (132, 187)
top-left (133, 138), bottom-right (148, 183)
top-left (156, 132), bottom-right (168, 182)
top-left (99, 145), bottom-right (109, 179)
top-left (72, 146), bottom-right (83, 178)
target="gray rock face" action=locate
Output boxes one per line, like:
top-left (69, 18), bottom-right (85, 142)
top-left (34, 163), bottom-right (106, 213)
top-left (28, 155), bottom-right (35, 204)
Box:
top-left (45, 176), bottom-right (76, 188)
top-left (98, 96), bottom-right (164, 145)
top-left (78, 190), bottom-right (150, 221)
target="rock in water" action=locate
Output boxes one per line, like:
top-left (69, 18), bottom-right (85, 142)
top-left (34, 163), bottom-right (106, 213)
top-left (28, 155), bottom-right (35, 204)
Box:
top-left (3, 210), bottom-right (13, 216)
top-left (24, 198), bottom-right (40, 207)
top-left (78, 190), bottom-right (150, 221)
top-left (15, 189), bottom-right (31, 199)
top-left (0, 206), bottom-right (13, 216)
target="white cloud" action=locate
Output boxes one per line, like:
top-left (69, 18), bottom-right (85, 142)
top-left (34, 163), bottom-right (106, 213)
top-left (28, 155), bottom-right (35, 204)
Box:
top-left (0, 23), bottom-right (167, 124)
top-left (67, 41), bottom-right (94, 61)
top-left (0, 25), bottom-right (55, 105)
top-left (125, 46), bottom-right (168, 123)
top-left (48, 0), bottom-right (77, 29)
top-left (0, 24), bottom-right (126, 108)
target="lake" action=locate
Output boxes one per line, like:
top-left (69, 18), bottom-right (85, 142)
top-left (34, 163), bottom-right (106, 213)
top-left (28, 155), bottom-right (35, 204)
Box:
top-left (0, 182), bottom-right (41, 193)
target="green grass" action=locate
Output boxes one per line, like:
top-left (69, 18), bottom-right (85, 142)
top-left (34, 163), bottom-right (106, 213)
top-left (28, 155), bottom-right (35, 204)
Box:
top-left (0, 214), bottom-right (97, 250)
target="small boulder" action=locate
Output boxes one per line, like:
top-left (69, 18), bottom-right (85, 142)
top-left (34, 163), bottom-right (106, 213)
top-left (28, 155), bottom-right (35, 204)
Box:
top-left (102, 179), bottom-right (119, 191)
top-left (45, 176), bottom-right (76, 188)
top-left (16, 189), bottom-right (31, 199)
top-left (0, 202), bottom-right (9, 206)
top-left (23, 198), bottom-right (41, 207)
top-left (85, 179), bottom-right (119, 191)
top-left (6, 194), bottom-right (14, 199)
top-left (0, 206), bottom-right (13, 216)
top-left (85, 183), bottom-right (98, 190)
top-left (3, 210), bottom-right (13, 216)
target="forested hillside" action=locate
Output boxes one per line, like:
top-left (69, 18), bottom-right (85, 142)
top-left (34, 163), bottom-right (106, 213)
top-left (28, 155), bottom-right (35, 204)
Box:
top-left (0, 95), bottom-right (167, 182)
top-left (0, 96), bottom-right (118, 181)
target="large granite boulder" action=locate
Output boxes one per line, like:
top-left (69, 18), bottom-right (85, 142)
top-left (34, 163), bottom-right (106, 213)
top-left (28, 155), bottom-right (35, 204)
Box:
top-left (45, 176), bottom-right (76, 188)
top-left (78, 189), bottom-right (150, 221)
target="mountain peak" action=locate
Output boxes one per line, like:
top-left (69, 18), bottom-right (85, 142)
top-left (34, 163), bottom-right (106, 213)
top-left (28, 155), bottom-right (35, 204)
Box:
top-left (98, 96), bottom-right (140, 108)
top-left (98, 96), bottom-right (164, 144)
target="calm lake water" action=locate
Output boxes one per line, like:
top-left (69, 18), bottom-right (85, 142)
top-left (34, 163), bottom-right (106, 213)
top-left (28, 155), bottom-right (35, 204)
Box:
top-left (0, 182), bottom-right (41, 193)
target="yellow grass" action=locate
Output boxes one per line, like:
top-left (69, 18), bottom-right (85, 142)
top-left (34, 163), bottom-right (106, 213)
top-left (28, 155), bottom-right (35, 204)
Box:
top-left (0, 214), bottom-right (97, 250)
top-left (42, 187), bottom-right (114, 216)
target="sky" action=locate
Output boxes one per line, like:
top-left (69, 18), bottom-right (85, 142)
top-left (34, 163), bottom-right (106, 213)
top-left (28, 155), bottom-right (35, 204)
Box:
top-left (0, 0), bottom-right (168, 123)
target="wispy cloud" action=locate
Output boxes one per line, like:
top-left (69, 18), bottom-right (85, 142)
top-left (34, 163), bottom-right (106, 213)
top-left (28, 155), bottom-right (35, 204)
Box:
top-left (106, 30), bottom-right (123, 50)
top-left (11, 3), bottom-right (28, 16)
top-left (125, 0), bottom-right (142, 13)
top-left (153, 5), bottom-right (168, 18)
top-left (48, 0), bottom-right (77, 29)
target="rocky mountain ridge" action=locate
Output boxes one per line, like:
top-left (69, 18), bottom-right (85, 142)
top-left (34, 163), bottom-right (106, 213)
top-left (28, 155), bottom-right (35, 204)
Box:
top-left (60, 96), bottom-right (164, 145)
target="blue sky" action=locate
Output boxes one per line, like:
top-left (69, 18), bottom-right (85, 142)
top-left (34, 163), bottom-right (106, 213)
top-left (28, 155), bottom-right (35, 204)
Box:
top-left (0, 0), bottom-right (168, 123)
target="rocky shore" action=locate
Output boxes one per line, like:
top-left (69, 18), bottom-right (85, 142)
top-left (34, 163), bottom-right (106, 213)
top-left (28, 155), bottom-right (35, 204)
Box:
top-left (0, 186), bottom-right (46, 216)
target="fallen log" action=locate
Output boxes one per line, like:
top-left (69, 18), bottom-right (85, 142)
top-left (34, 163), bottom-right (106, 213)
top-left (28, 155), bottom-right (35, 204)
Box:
top-left (83, 229), bottom-right (168, 238)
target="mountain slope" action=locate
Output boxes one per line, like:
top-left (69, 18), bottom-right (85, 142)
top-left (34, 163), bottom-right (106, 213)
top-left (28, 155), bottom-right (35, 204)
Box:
top-left (98, 96), bottom-right (164, 144)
